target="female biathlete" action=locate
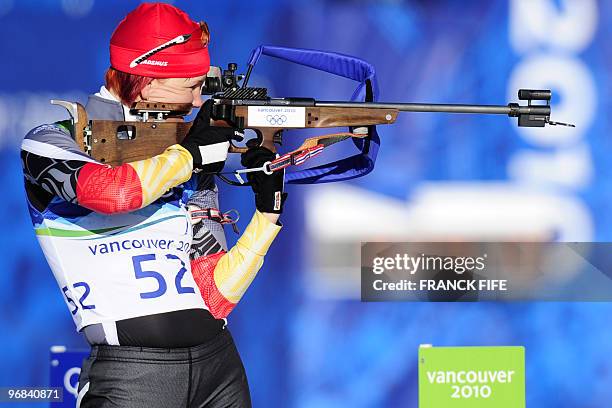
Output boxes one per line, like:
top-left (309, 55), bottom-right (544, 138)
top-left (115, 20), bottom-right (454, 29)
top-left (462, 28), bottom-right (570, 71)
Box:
top-left (20, 3), bottom-right (285, 407)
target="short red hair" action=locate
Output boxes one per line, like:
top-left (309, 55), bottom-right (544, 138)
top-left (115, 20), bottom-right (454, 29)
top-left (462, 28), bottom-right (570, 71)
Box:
top-left (104, 67), bottom-right (153, 107)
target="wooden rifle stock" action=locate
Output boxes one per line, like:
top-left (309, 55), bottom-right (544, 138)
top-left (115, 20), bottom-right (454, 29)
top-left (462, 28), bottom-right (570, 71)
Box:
top-left (51, 100), bottom-right (398, 167)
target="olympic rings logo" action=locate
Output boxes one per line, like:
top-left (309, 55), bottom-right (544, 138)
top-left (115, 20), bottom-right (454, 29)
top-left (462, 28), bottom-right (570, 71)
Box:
top-left (266, 114), bottom-right (287, 126)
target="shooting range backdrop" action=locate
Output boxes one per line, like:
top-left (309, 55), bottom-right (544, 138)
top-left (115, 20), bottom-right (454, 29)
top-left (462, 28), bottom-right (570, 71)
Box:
top-left (1, 0), bottom-right (611, 407)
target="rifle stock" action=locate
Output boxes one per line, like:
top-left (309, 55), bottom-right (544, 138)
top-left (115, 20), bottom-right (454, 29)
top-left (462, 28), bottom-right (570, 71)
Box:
top-left (50, 100), bottom-right (399, 166)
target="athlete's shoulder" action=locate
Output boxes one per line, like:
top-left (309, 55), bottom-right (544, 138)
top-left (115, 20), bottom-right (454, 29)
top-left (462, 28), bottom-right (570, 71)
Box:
top-left (21, 121), bottom-right (94, 162)
top-left (24, 121), bottom-right (70, 141)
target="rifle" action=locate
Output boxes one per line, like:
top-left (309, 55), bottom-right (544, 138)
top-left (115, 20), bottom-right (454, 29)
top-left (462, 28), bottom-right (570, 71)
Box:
top-left (50, 59), bottom-right (573, 183)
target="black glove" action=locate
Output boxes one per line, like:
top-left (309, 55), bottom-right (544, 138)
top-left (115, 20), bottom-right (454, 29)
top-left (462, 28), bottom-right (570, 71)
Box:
top-left (241, 145), bottom-right (287, 214)
top-left (181, 99), bottom-right (243, 173)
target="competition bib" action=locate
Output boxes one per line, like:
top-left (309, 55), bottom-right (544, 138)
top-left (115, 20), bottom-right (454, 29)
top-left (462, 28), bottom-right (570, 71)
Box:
top-left (35, 202), bottom-right (207, 330)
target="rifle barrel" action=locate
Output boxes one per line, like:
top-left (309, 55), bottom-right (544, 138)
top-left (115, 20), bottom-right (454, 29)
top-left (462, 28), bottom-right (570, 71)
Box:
top-left (314, 101), bottom-right (547, 116)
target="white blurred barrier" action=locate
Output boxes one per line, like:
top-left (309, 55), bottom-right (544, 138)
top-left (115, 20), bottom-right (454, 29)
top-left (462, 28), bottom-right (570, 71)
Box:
top-left (304, 183), bottom-right (594, 298)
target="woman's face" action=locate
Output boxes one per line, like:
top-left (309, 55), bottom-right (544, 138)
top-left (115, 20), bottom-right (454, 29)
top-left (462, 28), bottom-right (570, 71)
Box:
top-left (140, 75), bottom-right (206, 107)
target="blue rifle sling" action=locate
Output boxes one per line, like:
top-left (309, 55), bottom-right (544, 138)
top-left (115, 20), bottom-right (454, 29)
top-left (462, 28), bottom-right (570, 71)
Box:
top-left (247, 45), bottom-right (381, 184)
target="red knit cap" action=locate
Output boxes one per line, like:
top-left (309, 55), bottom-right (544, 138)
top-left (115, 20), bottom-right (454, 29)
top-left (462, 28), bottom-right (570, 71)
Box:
top-left (109, 3), bottom-right (210, 78)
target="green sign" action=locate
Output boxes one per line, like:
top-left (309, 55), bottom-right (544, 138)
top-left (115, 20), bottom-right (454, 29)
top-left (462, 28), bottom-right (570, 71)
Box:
top-left (419, 345), bottom-right (525, 408)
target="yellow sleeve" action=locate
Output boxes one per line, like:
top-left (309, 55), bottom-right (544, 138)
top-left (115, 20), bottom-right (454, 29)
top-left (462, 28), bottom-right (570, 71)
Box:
top-left (213, 210), bottom-right (281, 304)
top-left (127, 144), bottom-right (193, 207)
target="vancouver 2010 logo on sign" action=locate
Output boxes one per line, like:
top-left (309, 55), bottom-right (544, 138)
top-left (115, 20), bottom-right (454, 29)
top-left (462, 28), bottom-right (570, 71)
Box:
top-left (247, 106), bottom-right (305, 128)
top-left (266, 115), bottom-right (287, 126)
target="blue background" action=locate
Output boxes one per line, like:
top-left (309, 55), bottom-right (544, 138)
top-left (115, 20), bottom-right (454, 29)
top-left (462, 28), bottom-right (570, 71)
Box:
top-left (1, 0), bottom-right (611, 407)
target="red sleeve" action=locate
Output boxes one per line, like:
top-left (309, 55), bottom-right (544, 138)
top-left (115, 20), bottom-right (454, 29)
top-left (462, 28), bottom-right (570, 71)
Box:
top-left (76, 162), bottom-right (143, 214)
top-left (190, 251), bottom-right (236, 319)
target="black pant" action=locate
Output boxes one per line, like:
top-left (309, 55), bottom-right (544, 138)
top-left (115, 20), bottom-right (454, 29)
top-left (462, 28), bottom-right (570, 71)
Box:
top-left (77, 329), bottom-right (251, 408)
